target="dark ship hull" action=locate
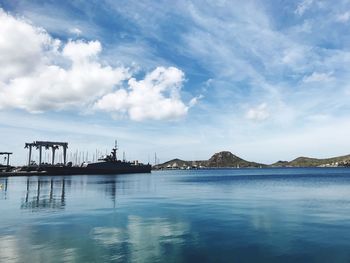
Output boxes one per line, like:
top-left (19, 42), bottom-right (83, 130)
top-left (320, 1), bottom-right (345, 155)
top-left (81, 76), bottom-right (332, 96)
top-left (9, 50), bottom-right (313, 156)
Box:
top-left (0, 162), bottom-right (151, 177)
top-left (44, 162), bottom-right (152, 175)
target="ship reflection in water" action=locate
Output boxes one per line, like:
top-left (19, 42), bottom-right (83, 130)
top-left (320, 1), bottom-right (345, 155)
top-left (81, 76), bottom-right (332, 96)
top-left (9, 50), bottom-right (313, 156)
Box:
top-left (1, 169), bottom-right (350, 262)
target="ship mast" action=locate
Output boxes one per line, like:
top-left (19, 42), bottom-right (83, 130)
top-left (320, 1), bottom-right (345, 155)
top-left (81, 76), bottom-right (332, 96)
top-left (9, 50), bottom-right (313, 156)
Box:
top-left (111, 140), bottom-right (118, 161)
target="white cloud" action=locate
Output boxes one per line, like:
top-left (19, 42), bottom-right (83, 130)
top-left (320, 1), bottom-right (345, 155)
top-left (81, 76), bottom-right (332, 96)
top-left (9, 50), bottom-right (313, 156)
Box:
top-left (245, 103), bottom-right (269, 121)
top-left (0, 9), bottom-right (59, 81)
top-left (94, 67), bottom-right (191, 121)
top-left (0, 9), bottom-right (128, 112)
top-left (69, 27), bottom-right (82, 35)
top-left (0, 9), bottom-right (192, 120)
top-left (295, 0), bottom-right (314, 16)
top-left (189, 94), bottom-right (203, 107)
top-left (62, 40), bottom-right (101, 61)
top-left (0, 39), bottom-right (129, 112)
top-left (336, 11), bottom-right (350, 23)
top-left (302, 71), bottom-right (333, 83)
top-left (281, 47), bottom-right (306, 66)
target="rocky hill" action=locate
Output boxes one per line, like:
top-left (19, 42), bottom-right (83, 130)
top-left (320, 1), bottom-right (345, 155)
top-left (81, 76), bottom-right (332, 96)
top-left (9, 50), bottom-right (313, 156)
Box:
top-left (206, 151), bottom-right (265, 168)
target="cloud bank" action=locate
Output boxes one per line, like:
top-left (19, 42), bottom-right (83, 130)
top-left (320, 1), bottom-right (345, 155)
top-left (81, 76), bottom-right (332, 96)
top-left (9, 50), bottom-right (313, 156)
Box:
top-left (0, 9), bottom-right (192, 120)
top-left (94, 67), bottom-right (191, 121)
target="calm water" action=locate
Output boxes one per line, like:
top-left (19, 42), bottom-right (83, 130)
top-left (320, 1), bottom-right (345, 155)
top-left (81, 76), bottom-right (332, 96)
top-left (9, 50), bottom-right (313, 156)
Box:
top-left (1, 168), bottom-right (350, 262)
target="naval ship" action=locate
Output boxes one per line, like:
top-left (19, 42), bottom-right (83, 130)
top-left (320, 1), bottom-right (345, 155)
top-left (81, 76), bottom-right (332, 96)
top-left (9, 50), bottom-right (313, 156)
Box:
top-left (44, 144), bottom-right (151, 175)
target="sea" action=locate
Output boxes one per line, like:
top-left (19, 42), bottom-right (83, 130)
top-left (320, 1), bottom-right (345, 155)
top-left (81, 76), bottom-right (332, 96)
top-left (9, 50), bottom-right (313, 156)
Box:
top-left (1, 168), bottom-right (350, 263)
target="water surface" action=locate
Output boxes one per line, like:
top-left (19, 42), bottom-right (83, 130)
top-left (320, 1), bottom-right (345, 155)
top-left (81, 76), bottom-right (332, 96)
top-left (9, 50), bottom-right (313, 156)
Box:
top-left (1, 168), bottom-right (350, 262)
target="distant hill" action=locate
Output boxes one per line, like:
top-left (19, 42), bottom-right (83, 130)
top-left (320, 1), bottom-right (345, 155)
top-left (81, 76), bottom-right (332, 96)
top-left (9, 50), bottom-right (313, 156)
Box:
top-left (154, 151), bottom-right (350, 170)
top-left (154, 158), bottom-right (207, 169)
top-left (154, 151), bottom-right (265, 169)
top-left (157, 158), bottom-right (191, 169)
top-left (271, 154), bottom-right (350, 167)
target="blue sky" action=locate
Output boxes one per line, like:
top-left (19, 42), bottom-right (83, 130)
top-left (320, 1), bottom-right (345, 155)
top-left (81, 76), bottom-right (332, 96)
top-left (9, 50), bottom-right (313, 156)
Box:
top-left (1, 0), bottom-right (350, 165)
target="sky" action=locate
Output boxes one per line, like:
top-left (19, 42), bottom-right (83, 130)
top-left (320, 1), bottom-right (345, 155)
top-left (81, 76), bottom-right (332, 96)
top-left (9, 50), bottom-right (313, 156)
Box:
top-left (1, 0), bottom-right (350, 165)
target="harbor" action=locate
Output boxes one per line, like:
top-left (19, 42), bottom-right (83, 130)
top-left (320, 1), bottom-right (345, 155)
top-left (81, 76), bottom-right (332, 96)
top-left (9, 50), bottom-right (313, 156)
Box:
top-left (0, 140), bottom-right (152, 177)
